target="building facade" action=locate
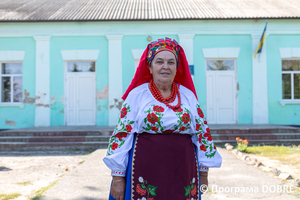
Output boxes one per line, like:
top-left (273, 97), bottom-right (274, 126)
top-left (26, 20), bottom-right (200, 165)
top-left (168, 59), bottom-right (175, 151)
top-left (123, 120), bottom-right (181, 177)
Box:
top-left (0, 19), bottom-right (300, 128)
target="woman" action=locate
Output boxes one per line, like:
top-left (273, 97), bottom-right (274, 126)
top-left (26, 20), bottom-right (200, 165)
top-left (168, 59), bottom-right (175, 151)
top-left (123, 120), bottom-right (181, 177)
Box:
top-left (103, 37), bottom-right (222, 200)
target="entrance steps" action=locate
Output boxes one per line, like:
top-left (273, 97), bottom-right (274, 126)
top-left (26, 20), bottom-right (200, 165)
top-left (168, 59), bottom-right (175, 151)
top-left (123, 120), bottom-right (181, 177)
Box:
top-left (0, 125), bottom-right (299, 152)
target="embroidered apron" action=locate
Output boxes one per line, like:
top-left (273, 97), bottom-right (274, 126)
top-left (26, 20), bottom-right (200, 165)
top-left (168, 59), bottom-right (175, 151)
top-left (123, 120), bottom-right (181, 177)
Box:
top-left (131, 133), bottom-right (199, 200)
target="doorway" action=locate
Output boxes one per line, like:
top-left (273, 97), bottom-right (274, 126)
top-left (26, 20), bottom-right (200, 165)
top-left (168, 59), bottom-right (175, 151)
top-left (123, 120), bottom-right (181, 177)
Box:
top-left (206, 59), bottom-right (237, 124)
top-left (65, 61), bottom-right (96, 126)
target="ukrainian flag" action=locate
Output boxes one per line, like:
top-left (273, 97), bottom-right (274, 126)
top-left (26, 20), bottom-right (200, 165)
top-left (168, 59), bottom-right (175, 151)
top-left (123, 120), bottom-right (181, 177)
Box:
top-left (254, 20), bottom-right (268, 58)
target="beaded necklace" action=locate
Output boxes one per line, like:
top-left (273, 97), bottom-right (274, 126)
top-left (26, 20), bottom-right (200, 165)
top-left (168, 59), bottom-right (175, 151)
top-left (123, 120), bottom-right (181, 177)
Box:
top-left (149, 79), bottom-right (181, 109)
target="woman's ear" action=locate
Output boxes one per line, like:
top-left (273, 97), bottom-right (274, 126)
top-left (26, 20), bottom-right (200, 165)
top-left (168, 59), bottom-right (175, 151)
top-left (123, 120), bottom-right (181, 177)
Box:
top-left (149, 64), bottom-right (153, 74)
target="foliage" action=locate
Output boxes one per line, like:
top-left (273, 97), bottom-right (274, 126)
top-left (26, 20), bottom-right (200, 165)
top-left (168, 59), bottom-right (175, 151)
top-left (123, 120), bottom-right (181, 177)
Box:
top-left (235, 137), bottom-right (249, 152)
top-left (0, 193), bottom-right (21, 200)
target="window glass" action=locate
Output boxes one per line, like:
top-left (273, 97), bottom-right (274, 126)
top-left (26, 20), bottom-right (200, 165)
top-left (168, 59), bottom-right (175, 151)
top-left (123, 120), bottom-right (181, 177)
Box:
top-left (282, 74), bottom-right (291, 99)
top-left (1, 63), bottom-right (22, 74)
top-left (13, 76), bottom-right (23, 102)
top-left (1, 77), bottom-right (11, 102)
top-left (282, 60), bottom-right (300, 71)
top-left (294, 74), bottom-right (300, 99)
top-left (67, 62), bottom-right (95, 72)
top-left (207, 60), bottom-right (234, 71)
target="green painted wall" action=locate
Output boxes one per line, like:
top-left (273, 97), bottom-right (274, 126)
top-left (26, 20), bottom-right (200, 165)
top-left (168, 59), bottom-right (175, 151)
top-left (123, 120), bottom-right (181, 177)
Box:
top-left (267, 35), bottom-right (300, 125)
top-left (0, 37), bottom-right (35, 129)
top-left (194, 35), bottom-right (253, 124)
top-left (50, 36), bottom-right (108, 126)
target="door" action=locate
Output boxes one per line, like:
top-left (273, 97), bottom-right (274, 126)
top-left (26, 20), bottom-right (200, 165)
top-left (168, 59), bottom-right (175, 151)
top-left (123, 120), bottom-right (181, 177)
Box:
top-left (65, 61), bottom-right (96, 126)
top-left (206, 60), bottom-right (237, 124)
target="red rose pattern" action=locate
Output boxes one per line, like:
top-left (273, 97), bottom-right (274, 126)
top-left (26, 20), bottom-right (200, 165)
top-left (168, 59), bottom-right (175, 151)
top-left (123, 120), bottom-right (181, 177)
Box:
top-left (149, 198), bottom-right (154, 200)
top-left (153, 105), bottom-right (164, 112)
top-left (147, 113), bottom-right (158, 124)
top-left (207, 135), bottom-right (213, 141)
top-left (197, 107), bottom-right (204, 118)
top-left (196, 124), bottom-right (201, 131)
top-left (151, 127), bottom-right (158, 132)
top-left (182, 113), bottom-right (190, 124)
top-left (198, 133), bottom-right (203, 143)
top-left (204, 120), bottom-right (207, 124)
top-left (206, 127), bottom-right (210, 134)
top-left (112, 142), bottom-right (118, 150)
top-left (204, 132), bottom-right (209, 137)
top-left (179, 126), bottom-right (186, 131)
top-left (126, 125), bottom-right (132, 132)
top-left (120, 107), bottom-right (127, 118)
top-left (115, 132), bottom-right (128, 140)
top-left (200, 144), bottom-right (207, 151)
top-left (214, 145), bottom-right (216, 149)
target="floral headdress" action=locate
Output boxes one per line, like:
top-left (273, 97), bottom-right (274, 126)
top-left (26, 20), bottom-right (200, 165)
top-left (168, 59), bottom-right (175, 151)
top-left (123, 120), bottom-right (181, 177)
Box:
top-left (147, 38), bottom-right (180, 67)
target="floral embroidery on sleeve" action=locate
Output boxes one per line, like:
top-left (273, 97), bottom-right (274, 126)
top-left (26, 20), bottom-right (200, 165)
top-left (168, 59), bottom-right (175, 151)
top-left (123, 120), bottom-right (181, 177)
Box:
top-left (107, 103), bottom-right (135, 155)
top-left (195, 104), bottom-right (216, 158)
top-left (172, 106), bottom-right (191, 133)
top-left (143, 105), bottom-right (165, 133)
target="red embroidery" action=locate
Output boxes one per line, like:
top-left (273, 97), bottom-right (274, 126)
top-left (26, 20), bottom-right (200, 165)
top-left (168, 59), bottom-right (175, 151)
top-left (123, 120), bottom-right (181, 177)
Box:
top-left (112, 143), bottom-right (118, 150)
top-left (153, 105), bottom-right (164, 112)
top-left (172, 107), bottom-right (183, 112)
top-left (151, 127), bottom-right (158, 131)
top-left (197, 107), bottom-right (204, 118)
top-left (120, 107), bottom-right (127, 118)
top-left (182, 113), bottom-right (190, 124)
top-left (196, 124), bottom-right (201, 131)
top-left (126, 125), bottom-right (132, 132)
top-left (115, 132), bottom-right (128, 140)
top-left (147, 113), bottom-right (158, 124)
top-left (179, 126), bottom-right (186, 131)
top-left (200, 144), bottom-right (207, 152)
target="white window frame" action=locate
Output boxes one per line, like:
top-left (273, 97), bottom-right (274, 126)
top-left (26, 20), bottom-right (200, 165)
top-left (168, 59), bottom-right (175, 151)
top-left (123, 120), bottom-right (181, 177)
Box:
top-left (279, 47), bottom-right (300, 106)
top-left (0, 51), bottom-right (25, 108)
top-left (281, 58), bottom-right (300, 105)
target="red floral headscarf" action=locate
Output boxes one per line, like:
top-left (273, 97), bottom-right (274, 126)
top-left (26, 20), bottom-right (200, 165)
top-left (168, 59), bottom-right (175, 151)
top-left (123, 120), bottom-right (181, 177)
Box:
top-left (122, 37), bottom-right (197, 100)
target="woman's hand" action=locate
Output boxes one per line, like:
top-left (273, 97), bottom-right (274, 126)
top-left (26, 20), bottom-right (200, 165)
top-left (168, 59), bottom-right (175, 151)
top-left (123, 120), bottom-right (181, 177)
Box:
top-left (111, 176), bottom-right (126, 200)
top-left (200, 171), bottom-right (208, 194)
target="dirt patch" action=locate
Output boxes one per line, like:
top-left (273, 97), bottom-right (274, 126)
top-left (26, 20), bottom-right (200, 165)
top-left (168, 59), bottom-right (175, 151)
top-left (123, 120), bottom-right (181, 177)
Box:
top-left (0, 151), bottom-right (91, 200)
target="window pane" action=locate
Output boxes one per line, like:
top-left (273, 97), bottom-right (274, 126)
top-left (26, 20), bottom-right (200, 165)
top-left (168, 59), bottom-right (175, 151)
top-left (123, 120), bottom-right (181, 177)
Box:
top-left (207, 60), bottom-right (234, 71)
top-left (282, 74), bottom-right (291, 99)
top-left (13, 76), bottom-right (23, 102)
top-left (1, 77), bottom-right (11, 102)
top-left (67, 62), bottom-right (95, 72)
top-left (1, 63), bottom-right (22, 74)
top-left (294, 74), bottom-right (300, 99)
top-left (282, 60), bottom-right (300, 71)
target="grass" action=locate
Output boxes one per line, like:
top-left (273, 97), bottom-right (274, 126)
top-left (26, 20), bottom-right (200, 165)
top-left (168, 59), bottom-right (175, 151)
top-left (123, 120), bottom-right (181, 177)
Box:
top-left (244, 145), bottom-right (300, 166)
top-left (16, 181), bottom-right (31, 186)
top-left (0, 193), bottom-right (21, 200)
top-left (30, 181), bottom-right (58, 200)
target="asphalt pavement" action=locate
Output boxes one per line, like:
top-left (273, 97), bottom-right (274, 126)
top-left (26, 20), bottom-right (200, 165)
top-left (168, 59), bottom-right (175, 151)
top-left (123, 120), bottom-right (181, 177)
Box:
top-left (40, 148), bottom-right (299, 200)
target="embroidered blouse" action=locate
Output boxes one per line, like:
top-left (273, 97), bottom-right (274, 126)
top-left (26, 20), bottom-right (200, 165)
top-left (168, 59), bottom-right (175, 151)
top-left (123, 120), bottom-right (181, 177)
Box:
top-left (103, 83), bottom-right (222, 177)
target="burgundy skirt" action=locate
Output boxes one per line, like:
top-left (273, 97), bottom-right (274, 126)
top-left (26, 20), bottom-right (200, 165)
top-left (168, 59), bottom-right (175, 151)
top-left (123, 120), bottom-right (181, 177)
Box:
top-left (131, 133), bottom-right (199, 200)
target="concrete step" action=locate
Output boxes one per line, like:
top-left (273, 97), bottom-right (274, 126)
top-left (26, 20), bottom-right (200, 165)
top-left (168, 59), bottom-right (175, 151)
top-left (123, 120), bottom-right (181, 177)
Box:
top-left (212, 138), bottom-right (300, 147)
top-left (0, 135), bottom-right (110, 143)
top-left (0, 130), bottom-right (113, 137)
top-left (212, 133), bottom-right (300, 140)
top-left (0, 141), bottom-right (109, 151)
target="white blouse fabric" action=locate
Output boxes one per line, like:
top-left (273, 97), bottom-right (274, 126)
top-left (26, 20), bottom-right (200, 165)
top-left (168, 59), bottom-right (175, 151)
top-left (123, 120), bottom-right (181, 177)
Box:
top-left (103, 83), bottom-right (222, 177)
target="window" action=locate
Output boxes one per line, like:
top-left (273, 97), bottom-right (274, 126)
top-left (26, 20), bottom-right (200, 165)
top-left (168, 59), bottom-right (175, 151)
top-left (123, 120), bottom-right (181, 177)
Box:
top-left (206, 60), bottom-right (235, 71)
top-left (67, 62), bottom-right (95, 72)
top-left (0, 63), bottom-right (23, 103)
top-left (282, 60), bottom-right (300, 100)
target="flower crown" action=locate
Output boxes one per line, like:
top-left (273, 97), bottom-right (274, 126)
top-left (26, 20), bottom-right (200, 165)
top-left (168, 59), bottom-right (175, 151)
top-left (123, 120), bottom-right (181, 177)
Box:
top-left (147, 37), bottom-right (181, 67)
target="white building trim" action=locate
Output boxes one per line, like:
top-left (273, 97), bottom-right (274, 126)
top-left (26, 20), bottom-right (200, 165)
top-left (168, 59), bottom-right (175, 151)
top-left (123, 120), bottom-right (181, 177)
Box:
top-left (202, 48), bottom-right (240, 58)
top-left (106, 35), bottom-right (123, 126)
top-left (34, 36), bottom-right (51, 127)
top-left (0, 51), bottom-right (25, 61)
top-left (251, 34), bottom-right (269, 124)
top-left (279, 48), bottom-right (300, 58)
top-left (131, 49), bottom-right (144, 70)
top-left (61, 50), bottom-right (100, 61)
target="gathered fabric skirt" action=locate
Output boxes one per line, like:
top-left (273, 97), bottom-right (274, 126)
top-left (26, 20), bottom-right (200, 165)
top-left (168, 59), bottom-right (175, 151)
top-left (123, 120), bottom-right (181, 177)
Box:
top-left (109, 133), bottom-right (201, 200)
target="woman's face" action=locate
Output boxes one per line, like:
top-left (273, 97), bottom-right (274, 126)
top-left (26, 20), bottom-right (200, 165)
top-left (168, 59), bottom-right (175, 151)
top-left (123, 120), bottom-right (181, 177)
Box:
top-left (150, 51), bottom-right (177, 86)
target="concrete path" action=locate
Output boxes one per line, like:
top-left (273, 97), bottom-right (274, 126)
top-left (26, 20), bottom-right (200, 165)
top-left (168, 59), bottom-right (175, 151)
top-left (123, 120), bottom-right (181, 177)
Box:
top-left (40, 148), bottom-right (299, 200)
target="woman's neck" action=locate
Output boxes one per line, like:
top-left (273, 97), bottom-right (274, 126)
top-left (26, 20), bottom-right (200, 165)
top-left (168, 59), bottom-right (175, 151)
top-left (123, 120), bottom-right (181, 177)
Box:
top-left (153, 80), bottom-right (172, 99)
